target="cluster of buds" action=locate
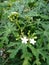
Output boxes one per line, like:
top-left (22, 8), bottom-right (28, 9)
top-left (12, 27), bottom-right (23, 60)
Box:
top-left (8, 12), bottom-right (19, 21)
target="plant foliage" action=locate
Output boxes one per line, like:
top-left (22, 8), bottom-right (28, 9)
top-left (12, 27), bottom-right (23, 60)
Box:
top-left (0, 0), bottom-right (49, 65)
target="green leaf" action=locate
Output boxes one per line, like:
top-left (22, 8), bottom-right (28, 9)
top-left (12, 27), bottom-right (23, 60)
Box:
top-left (22, 58), bottom-right (30, 65)
top-left (7, 42), bottom-right (17, 47)
top-left (9, 44), bottom-right (22, 58)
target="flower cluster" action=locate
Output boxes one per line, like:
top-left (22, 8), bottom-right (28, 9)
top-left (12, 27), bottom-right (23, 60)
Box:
top-left (8, 12), bottom-right (19, 21)
top-left (21, 36), bottom-right (36, 45)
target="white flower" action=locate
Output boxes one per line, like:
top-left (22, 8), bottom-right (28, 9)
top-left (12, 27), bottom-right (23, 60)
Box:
top-left (29, 38), bottom-right (36, 45)
top-left (21, 36), bottom-right (28, 44)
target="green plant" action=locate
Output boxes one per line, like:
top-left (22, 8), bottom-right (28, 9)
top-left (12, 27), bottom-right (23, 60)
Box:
top-left (0, 0), bottom-right (49, 65)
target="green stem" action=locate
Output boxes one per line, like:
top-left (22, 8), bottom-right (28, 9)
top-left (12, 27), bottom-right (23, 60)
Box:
top-left (3, 57), bottom-right (9, 65)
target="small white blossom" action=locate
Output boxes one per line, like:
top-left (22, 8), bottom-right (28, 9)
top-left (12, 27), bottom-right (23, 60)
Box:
top-left (21, 36), bottom-right (28, 44)
top-left (29, 38), bottom-right (36, 45)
